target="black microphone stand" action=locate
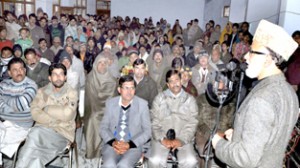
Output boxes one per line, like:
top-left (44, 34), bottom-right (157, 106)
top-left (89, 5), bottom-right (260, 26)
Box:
top-left (201, 87), bottom-right (229, 168)
top-left (232, 71), bottom-right (244, 125)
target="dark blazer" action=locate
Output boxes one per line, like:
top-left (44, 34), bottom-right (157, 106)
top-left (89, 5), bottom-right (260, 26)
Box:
top-left (185, 52), bottom-right (198, 68)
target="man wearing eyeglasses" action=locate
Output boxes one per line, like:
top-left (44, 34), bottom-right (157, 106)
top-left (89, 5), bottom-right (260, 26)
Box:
top-left (212, 20), bottom-right (299, 168)
top-left (99, 75), bottom-right (151, 167)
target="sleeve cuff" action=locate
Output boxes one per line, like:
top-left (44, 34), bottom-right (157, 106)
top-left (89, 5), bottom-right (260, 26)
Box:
top-left (107, 139), bottom-right (115, 146)
top-left (129, 140), bottom-right (137, 148)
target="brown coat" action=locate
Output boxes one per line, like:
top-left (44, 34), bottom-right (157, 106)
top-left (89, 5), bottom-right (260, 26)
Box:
top-left (31, 83), bottom-right (78, 142)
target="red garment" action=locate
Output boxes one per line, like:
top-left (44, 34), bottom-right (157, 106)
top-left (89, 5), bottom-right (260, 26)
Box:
top-left (286, 47), bottom-right (300, 85)
top-left (86, 29), bottom-right (92, 37)
top-left (0, 40), bottom-right (13, 51)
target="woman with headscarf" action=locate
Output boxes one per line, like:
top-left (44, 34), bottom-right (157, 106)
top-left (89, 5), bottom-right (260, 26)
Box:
top-left (219, 22), bottom-right (232, 44)
top-left (83, 54), bottom-right (117, 159)
top-left (85, 37), bottom-right (101, 73)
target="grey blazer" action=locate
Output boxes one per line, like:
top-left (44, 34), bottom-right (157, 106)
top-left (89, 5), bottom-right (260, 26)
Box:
top-left (99, 96), bottom-right (152, 148)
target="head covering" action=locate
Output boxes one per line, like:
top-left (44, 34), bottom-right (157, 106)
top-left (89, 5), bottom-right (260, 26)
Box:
top-left (199, 51), bottom-right (209, 58)
top-left (104, 41), bottom-right (112, 49)
top-left (84, 52), bottom-right (117, 158)
top-left (253, 19), bottom-right (298, 60)
top-left (127, 46), bottom-right (138, 56)
top-left (181, 66), bottom-right (192, 76)
top-left (59, 50), bottom-right (72, 64)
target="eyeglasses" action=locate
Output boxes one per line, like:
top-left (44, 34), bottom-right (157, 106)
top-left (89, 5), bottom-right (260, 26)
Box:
top-left (249, 49), bottom-right (267, 55)
top-left (121, 86), bottom-right (135, 91)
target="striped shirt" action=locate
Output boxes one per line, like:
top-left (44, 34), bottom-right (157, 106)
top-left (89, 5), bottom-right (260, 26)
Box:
top-left (0, 77), bottom-right (38, 128)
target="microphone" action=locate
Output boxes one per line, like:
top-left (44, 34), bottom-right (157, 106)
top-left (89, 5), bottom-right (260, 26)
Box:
top-left (217, 59), bottom-right (247, 72)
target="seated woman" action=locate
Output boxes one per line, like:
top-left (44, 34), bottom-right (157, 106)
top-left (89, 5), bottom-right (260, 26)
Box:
top-left (84, 54), bottom-right (117, 159)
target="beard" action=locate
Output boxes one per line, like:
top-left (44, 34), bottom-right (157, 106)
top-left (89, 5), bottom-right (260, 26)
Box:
top-left (53, 80), bottom-right (65, 88)
top-left (245, 62), bottom-right (263, 79)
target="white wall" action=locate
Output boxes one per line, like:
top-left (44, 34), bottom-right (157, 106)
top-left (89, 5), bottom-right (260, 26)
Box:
top-left (203, 0), bottom-right (230, 30)
top-left (111, 0), bottom-right (205, 29)
top-left (60, 0), bottom-right (75, 7)
top-left (279, 0), bottom-right (300, 35)
top-left (86, 0), bottom-right (96, 15)
top-left (229, 0), bottom-right (247, 23)
top-left (245, 0), bottom-right (281, 34)
top-left (35, 0), bottom-right (53, 18)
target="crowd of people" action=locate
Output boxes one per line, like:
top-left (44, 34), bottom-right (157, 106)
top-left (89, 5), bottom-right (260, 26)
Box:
top-left (0, 7), bottom-right (299, 168)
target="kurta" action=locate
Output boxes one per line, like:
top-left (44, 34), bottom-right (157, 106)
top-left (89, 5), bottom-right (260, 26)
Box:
top-left (215, 73), bottom-right (299, 168)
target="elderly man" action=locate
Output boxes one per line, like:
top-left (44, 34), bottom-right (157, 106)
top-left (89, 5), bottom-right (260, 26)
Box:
top-left (148, 69), bottom-right (198, 168)
top-left (212, 20), bottom-right (299, 168)
top-left (99, 75), bottom-right (151, 168)
top-left (186, 42), bottom-right (205, 68)
top-left (192, 51), bottom-right (215, 95)
top-left (50, 36), bottom-right (64, 56)
top-left (24, 48), bottom-right (49, 88)
top-left (209, 46), bottom-right (224, 71)
top-left (0, 57), bottom-right (37, 166)
top-left (16, 63), bottom-right (78, 167)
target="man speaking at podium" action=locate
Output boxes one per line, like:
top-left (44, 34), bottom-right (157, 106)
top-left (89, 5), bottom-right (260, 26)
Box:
top-left (212, 20), bottom-right (299, 168)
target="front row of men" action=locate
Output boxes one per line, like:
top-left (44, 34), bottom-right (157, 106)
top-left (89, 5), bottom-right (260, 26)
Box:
top-left (99, 70), bottom-right (198, 168)
top-left (0, 56), bottom-right (197, 167)
top-left (0, 19), bottom-right (299, 168)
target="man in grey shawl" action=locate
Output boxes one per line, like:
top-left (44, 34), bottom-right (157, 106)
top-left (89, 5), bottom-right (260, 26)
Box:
top-left (212, 20), bottom-right (299, 168)
top-left (83, 54), bottom-right (117, 159)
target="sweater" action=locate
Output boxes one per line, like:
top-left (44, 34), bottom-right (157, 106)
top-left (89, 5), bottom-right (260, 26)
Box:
top-left (0, 77), bottom-right (38, 128)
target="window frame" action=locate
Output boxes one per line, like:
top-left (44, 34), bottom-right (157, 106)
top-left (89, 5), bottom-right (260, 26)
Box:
top-left (1, 0), bottom-right (35, 17)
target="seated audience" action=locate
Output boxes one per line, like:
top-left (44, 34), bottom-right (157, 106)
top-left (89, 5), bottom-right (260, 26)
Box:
top-left (50, 36), bottom-right (64, 56)
top-left (148, 69), bottom-right (198, 168)
top-left (24, 48), bottom-right (49, 88)
top-left (0, 57), bottom-right (37, 167)
top-left (0, 47), bottom-right (14, 82)
top-left (192, 51), bottom-right (215, 95)
top-left (38, 38), bottom-right (55, 63)
top-left (84, 53), bottom-right (117, 159)
top-left (180, 66), bottom-right (198, 97)
top-left (99, 75), bottom-right (151, 167)
top-left (133, 59), bottom-right (158, 108)
top-left (0, 26), bottom-right (13, 51)
top-left (16, 63), bottom-right (78, 167)
top-left (15, 27), bottom-right (33, 55)
top-left (12, 44), bottom-right (23, 58)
